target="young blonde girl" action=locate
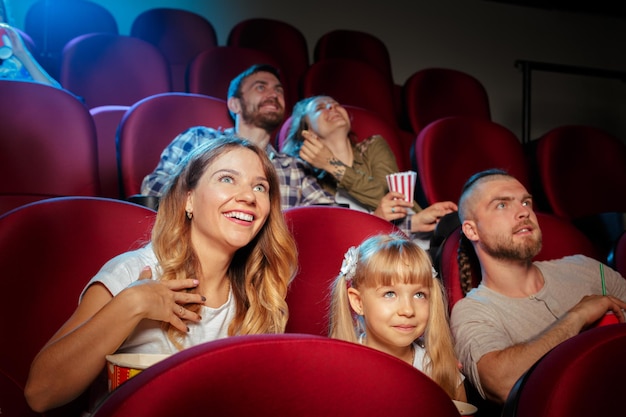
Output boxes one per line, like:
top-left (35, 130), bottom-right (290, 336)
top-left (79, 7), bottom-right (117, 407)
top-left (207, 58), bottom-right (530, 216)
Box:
top-left (329, 233), bottom-right (466, 401)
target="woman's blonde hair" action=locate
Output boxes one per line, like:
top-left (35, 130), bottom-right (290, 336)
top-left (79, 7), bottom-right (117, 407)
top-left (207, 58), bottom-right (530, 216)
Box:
top-left (151, 136), bottom-right (297, 349)
top-left (328, 233), bottom-right (460, 399)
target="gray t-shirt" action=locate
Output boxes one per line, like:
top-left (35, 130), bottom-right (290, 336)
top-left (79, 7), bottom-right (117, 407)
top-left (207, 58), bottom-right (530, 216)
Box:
top-left (450, 255), bottom-right (626, 398)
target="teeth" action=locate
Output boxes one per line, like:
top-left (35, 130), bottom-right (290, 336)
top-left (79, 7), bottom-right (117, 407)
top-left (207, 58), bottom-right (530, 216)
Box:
top-left (225, 211), bottom-right (253, 222)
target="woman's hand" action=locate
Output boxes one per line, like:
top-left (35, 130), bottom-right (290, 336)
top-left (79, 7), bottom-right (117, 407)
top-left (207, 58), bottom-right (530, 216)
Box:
top-left (410, 201), bottom-right (458, 233)
top-left (2, 24), bottom-right (27, 58)
top-left (125, 266), bottom-right (206, 333)
top-left (298, 130), bottom-right (336, 171)
top-left (1, 23), bottom-right (61, 87)
top-left (373, 191), bottom-right (414, 221)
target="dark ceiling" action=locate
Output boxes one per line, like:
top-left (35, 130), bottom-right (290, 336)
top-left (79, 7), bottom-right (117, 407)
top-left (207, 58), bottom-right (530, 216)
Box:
top-left (486, 0), bottom-right (626, 18)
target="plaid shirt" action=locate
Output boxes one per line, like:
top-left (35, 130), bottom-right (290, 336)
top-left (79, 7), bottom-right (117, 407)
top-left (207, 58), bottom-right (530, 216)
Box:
top-left (141, 127), bottom-right (336, 209)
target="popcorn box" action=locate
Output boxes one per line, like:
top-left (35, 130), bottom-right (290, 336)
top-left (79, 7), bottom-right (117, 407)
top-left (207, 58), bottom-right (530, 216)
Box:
top-left (386, 171), bottom-right (417, 202)
top-left (106, 353), bottom-right (170, 391)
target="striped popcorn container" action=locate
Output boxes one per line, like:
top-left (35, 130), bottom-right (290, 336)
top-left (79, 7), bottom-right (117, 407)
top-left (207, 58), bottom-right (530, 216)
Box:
top-left (385, 171), bottom-right (417, 203)
top-left (106, 353), bottom-right (170, 391)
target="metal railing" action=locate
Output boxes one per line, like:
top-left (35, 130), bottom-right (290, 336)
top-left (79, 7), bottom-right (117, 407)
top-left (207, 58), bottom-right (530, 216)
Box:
top-left (514, 59), bottom-right (626, 144)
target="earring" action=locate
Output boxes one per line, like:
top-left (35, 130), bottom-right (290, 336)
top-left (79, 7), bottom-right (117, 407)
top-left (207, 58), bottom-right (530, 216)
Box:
top-left (186, 210), bottom-right (193, 220)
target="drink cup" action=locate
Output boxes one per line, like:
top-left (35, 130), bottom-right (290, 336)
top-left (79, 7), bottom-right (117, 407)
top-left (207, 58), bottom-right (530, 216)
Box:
top-left (0, 27), bottom-right (13, 60)
top-left (106, 353), bottom-right (170, 391)
top-left (594, 312), bottom-right (620, 328)
top-left (385, 171), bottom-right (417, 203)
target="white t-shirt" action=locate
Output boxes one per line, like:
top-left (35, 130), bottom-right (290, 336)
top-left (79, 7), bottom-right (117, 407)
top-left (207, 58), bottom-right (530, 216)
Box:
top-left (81, 244), bottom-right (236, 354)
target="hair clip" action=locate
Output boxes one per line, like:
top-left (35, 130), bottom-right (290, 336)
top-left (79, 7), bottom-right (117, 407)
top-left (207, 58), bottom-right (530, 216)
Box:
top-left (340, 246), bottom-right (359, 282)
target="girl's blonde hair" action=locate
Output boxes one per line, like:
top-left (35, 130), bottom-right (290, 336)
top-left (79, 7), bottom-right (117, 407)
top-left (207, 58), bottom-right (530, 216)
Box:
top-left (328, 233), bottom-right (460, 399)
top-left (151, 136), bottom-right (298, 349)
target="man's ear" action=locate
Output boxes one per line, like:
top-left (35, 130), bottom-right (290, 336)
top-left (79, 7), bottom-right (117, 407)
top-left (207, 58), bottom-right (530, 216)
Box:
top-left (227, 96), bottom-right (241, 115)
top-left (462, 220), bottom-right (479, 242)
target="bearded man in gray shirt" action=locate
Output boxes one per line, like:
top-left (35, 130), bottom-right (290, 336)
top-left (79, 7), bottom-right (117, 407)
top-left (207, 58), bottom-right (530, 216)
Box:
top-left (451, 169), bottom-right (626, 404)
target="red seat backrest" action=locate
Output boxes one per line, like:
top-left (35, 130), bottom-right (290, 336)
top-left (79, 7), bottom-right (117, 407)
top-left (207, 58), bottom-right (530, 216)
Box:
top-left (301, 58), bottom-right (398, 128)
top-left (0, 197), bottom-right (155, 388)
top-left (414, 116), bottom-right (529, 206)
top-left (503, 324), bottom-right (626, 417)
top-left (314, 29), bottom-right (393, 86)
top-left (186, 46), bottom-right (282, 100)
top-left (92, 334), bottom-right (461, 417)
top-left (61, 33), bottom-right (171, 108)
top-left (283, 206), bottom-right (402, 336)
top-left (131, 8), bottom-right (218, 92)
top-left (535, 125), bottom-right (626, 219)
top-left (0, 80), bottom-right (100, 215)
top-left (403, 67), bottom-right (490, 136)
top-left (117, 92), bottom-right (234, 197)
top-left (90, 105), bottom-right (131, 199)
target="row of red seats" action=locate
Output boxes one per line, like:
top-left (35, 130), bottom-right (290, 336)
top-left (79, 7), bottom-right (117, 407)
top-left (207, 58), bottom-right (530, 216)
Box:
top-left (2, 76), bottom-right (624, 262)
top-left (49, 31), bottom-right (489, 158)
top-left (20, 3), bottom-right (492, 163)
top-left (1, 196), bottom-right (625, 417)
top-left (10, 4), bottom-right (626, 270)
top-left (415, 115), bottom-right (626, 260)
top-left (0, 199), bottom-right (400, 416)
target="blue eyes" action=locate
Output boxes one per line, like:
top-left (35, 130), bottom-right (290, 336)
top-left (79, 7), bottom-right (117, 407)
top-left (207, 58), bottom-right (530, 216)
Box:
top-left (496, 200), bottom-right (532, 209)
top-left (253, 184), bottom-right (267, 193)
top-left (255, 84), bottom-right (283, 95)
top-left (218, 175), bottom-right (268, 193)
top-left (383, 291), bottom-right (426, 299)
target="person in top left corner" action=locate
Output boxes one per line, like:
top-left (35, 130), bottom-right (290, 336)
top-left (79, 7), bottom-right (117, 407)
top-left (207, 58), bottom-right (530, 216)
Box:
top-left (0, 22), bottom-right (61, 88)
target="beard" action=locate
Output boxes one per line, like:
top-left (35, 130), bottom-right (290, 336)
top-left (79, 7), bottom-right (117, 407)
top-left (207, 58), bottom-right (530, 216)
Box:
top-left (480, 221), bottom-right (543, 261)
top-left (240, 98), bottom-right (284, 132)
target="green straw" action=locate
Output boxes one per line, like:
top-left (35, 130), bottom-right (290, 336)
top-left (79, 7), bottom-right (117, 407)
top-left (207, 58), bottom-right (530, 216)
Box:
top-left (600, 263), bottom-right (606, 296)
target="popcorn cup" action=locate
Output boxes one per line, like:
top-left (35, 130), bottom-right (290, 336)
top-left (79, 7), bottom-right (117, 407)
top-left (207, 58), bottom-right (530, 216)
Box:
top-left (386, 171), bottom-right (417, 203)
top-left (106, 353), bottom-right (170, 391)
